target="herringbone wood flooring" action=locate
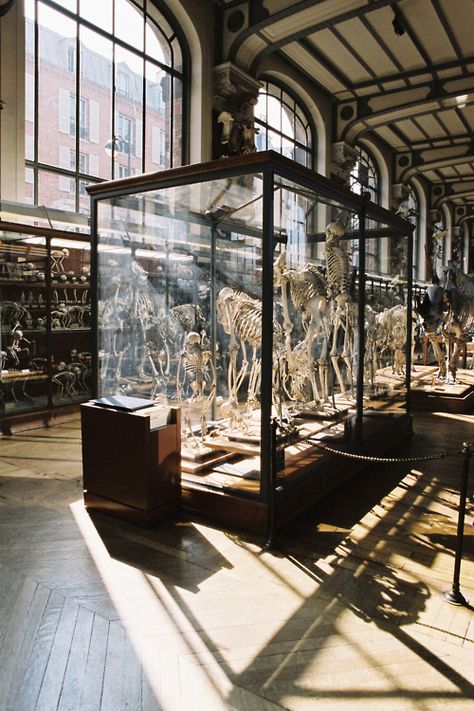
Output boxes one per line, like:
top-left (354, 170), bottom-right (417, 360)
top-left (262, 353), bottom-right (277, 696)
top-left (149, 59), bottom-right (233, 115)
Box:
top-left (0, 412), bottom-right (473, 710)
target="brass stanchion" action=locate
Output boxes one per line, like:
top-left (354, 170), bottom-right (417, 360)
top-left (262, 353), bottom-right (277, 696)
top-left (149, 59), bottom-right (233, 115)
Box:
top-left (443, 442), bottom-right (471, 606)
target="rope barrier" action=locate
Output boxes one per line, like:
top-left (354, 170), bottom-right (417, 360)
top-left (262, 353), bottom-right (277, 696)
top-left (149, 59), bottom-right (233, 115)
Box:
top-left (305, 437), bottom-right (461, 464)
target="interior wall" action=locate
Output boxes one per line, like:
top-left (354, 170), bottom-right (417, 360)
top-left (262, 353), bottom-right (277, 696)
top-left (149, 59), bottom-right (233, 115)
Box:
top-left (0, 0), bottom-right (25, 202)
top-left (161, 0), bottom-right (215, 164)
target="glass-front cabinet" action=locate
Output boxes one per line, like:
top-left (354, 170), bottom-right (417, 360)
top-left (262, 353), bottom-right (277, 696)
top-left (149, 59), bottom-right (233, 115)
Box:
top-left (88, 152), bottom-right (414, 534)
top-left (0, 223), bottom-right (92, 423)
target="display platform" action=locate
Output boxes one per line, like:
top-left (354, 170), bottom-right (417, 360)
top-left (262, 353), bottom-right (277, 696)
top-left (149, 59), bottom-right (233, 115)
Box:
top-left (409, 366), bottom-right (474, 412)
top-left (181, 410), bottom-right (413, 534)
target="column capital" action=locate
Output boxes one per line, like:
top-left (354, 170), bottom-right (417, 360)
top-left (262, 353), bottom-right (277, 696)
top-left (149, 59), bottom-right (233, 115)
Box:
top-left (331, 141), bottom-right (357, 184)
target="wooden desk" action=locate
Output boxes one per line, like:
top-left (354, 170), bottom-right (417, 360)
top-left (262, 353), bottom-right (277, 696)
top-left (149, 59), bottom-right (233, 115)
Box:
top-left (81, 402), bottom-right (181, 526)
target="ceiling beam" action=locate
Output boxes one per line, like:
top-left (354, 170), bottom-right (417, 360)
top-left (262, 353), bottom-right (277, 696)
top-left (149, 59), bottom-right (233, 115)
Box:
top-left (227, 0), bottom-right (395, 71)
top-left (342, 79), bottom-right (474, 143)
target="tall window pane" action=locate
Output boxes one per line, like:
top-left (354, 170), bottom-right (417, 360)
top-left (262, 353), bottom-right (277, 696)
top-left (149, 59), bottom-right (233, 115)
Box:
top-left (25, 0), bottom-right (187, 211)
top-left (349, 145), bottom-right (381, 272)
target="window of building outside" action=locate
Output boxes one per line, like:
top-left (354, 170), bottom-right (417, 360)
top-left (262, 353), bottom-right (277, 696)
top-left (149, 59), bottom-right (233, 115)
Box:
top-left (349, 144), bottom-right (381, 273)
top-left (254, 80), bottom-right (313, 168)
top-left (25, 0), bottom-right (187, 214)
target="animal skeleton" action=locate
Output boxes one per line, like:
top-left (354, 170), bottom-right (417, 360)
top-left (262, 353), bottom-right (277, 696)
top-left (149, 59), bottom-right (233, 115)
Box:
top-left (176, 331), bottom-right (215, 446)
top-left (416, 264), bottom-right (474, 381)
top-left (216, 286), bottom-right (286, 430)
top-left (325, 220), bottom-right (354, 396)
top-left (273, 251), bottom-right (329, 404)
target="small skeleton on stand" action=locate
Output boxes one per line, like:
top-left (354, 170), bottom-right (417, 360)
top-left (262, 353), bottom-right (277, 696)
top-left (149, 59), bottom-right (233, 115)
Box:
top-left (6, 325), bottom-right (34, 369)
top-left (176, 331), bottom-right (216, 449)
top-left (51, 248), bottom-right (69, 274)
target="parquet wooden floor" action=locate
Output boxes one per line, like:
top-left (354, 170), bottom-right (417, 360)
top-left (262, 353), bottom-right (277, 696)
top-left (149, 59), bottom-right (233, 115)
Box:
top-left (0, 412), bottom-right (473, 710)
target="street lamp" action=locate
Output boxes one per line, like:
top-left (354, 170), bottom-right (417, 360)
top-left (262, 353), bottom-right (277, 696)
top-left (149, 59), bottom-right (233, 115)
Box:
top-left (104, 135), bottom-right (131, 178)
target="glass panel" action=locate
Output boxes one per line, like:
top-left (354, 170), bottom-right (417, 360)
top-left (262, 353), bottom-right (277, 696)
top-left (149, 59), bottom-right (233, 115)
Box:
top-left (115, 0), bottom-right (144, 52)
top-left (38, 3), bottom-right (77, 167)
top-left (145, 61), bottom-right (166, 172)
top-left (96, 172), bottom-right (265, 496)
top-left (56, 0), bottom-right (77, 11)
top-left (146, 20), bottom-right (170, 66)
top-left (50, 237), bottom-right (92, 405)
top-left (25, 1), bottom-right (36, 202)
top-left (80, 27), bottom-right (113, 179)
top-left (79, 0), bottom-right (112, 33)
top-left (24, 168), bottom-right (35, 205)
top-left (171, 77), bottom-right (183, 168)
top-left (38, 168), bottom-right (76, 212)
top-left (115, 46), bottom-right (143, 177)
top-left (267, 129), bottom-right (282, 154)
top-left (273, 178), bottom-right (359, 423)
top-left (0, 235), bottom-right (49, 414)
top-left (363, 214), bottom-right (410, 410)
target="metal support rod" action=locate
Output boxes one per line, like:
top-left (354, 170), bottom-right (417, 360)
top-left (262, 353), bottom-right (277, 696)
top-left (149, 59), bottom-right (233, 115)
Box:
top-left (443, 442), bottom-right (471, 606)
top-left (264, 418), bottom-right (278, 549)
top-left (355, 205), bottom-right (366, 445)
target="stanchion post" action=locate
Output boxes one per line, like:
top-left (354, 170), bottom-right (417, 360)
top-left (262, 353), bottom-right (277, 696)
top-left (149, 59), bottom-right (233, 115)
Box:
top-left (443, 442), bottom-right (471, 606)
top-left (264, 418), bottom-right (278, 549)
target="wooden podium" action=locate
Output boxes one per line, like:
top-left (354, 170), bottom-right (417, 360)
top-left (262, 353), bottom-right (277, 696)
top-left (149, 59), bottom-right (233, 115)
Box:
top-left (81, 401), bottom-right (181, 527)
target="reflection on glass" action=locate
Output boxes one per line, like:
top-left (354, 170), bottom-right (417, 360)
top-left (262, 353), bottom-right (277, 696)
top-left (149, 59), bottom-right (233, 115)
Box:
top-left (80, 0), bottom-right (112, 33)
top-left (146, 21), bottom-right (168, 64)
top-left (50, 237), bottom-right (92, 405)
top-left (115, 0), bottom-right (144, 52)
top-left (0, 236), bottom-right (49, 414)
top-left (38, 3), bottom-right (76, 167)
top-left (38, 169), bottom-right (75, 212)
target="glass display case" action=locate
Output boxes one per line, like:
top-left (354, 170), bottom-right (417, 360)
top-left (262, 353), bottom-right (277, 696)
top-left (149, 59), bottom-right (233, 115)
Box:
top-left (88, 151), bottom-right (414, 534)
top-left (0, 222), bottom-right (92, 425)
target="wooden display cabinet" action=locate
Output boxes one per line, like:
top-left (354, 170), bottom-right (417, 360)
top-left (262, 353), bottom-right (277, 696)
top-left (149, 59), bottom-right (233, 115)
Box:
top-left (81, 402), bottom-right (181, 526)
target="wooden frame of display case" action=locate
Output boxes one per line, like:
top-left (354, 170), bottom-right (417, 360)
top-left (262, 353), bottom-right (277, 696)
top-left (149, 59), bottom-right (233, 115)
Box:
top-left (87, 151), bottom-right (415, 537)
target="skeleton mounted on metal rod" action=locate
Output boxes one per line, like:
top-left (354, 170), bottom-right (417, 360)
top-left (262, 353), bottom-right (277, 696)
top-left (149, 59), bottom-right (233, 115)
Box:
top-left (416, 260), bottom-right (474, 382)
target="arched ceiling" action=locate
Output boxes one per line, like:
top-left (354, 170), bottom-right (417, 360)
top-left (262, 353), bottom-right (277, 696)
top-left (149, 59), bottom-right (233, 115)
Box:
top-left (215, 0), bottom-right (474, 220)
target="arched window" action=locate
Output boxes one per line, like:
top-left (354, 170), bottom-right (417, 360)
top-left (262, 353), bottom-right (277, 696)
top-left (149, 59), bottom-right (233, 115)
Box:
top-left (254, 80), bottom-right (313, 168)
top-left (349, 144), bottom-right (380, 272)
top-left (404, 184), bottom-right (422, 281)
top-left (349, 144), bottom-right (380, 204)
top-left (25, 0), bottom-right (188, 214)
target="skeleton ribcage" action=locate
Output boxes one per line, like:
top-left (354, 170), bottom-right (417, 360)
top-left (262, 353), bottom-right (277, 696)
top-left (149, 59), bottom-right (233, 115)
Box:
top-left (288, 265), bottom-right (326, 310)
top-left (171, 304), bottom-right (199, 331)
top-left (234, 299), bottom-right (263, 347)
top-left (451, 293), bottom-right (474, 332)
top-left (217, 289), bottom-right (282, 347)
top-left (326, 245), bottom-right (350, 295)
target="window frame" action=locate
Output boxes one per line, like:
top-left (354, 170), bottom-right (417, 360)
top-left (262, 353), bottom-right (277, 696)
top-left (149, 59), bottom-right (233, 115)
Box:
top-left (254, 78), bottom-right (315, 170)
top-left (25, 0), bottom-right (189, 212)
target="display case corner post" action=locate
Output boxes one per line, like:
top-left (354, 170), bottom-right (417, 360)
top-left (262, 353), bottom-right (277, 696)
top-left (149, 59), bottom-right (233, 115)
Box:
top-left (405, 225), bottom-right (414, 413)
top-left (261, 165), bottom-right (275, 509)
top-left (89, 196), bottom-right (99, 397)
top-left (355, 205), bottom-right (366, 445)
